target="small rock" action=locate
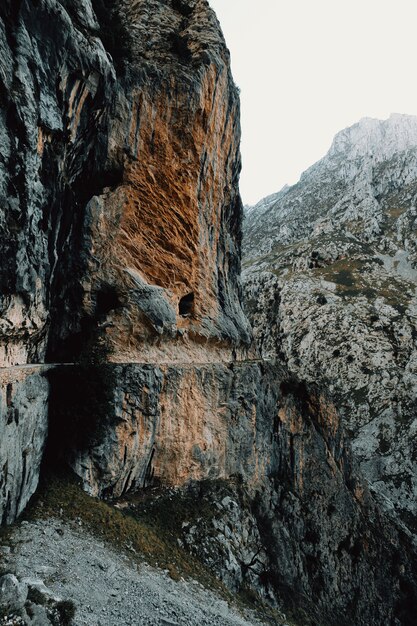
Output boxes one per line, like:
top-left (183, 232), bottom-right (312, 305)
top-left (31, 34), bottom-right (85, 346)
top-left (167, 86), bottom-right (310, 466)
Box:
top-left (22, 578), bottom-right (61, 604)
top-left (35, 566), bottom-right (56, 577)
top-left (0, 574), bottom-right (27, 611)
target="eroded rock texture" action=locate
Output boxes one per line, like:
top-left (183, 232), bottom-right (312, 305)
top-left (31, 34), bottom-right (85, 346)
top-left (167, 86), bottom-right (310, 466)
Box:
top-left (244, 115), bottom-right (417, 538)
top-left (0, 0), bottom-right (249, 522)
top-left (46, 362), bottom-right (277, 498)
top-left (0, 367), bottom-right (48, 524)
top-left (1, 3), bottom-right (417, 625)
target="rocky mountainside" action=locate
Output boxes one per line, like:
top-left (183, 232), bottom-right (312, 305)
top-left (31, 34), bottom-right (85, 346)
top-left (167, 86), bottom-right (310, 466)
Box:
top-left (0, 0), bottom-right (251, 522)
top-left (1, 3), bottom-right (417, 625)
top-left (243, 113), bottom-right (417, 537)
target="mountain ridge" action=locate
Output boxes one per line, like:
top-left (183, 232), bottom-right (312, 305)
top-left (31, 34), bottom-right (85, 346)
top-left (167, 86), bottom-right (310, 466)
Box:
top-left (243, 113), bottom-right (417, 540)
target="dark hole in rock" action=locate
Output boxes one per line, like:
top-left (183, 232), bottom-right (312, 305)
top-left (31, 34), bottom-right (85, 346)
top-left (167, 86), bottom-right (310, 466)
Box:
top-left (6, 383), bottom-right (12, 407)
top-left (96, 286), bottom-right (121, 316)
top-left (42, 365), bottom-right (115, 472)
top-left (316, 294), bottom-right (327, 305)
top-left (170, 33), bottom-right (192, 62)
top-left (179, 292), bottom-right (194, 317)
top-left (172, 0), bottom-right (194, 17)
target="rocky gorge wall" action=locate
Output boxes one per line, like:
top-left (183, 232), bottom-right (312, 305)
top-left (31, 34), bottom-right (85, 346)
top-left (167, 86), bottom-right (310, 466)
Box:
top-left (0, 0), bottom-right (250, 523)
top-left (243, 116), bottom-right (417, 540)
top-left (1, 2), bottom-right (417, 625)
top-left (46, 361), bottom-right (276, 499)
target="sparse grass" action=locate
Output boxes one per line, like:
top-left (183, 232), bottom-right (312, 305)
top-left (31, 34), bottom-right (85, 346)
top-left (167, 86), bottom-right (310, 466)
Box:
top-left (312, 257), bottom-right (413, 310)
top-left (24, 473), bottom-right (218, 591)
top-left (20, 474), bottom-right (286, 625)
top-left (344, 219), bottom-right (366, 236)
top-left (387, 206), bottom-right (407, 219)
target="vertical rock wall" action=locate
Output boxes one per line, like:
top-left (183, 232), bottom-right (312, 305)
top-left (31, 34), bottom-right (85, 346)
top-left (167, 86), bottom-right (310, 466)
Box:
top-left (0, 0), bottom-right (249, 520)
top-left (0, 0), bottom-right (115, 520)
top-left (46, 362), bottom-right (278, 498)
top-left (0, 367), bottom-right (48, 523)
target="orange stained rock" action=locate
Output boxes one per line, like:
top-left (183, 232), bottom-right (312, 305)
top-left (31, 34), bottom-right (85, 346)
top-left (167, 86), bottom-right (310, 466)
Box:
top-left (354, 484), bottom-right (365, 504)
top-left (307, 394), bottom-right (340, 438)
top-left (109, 65), bottom-right (239, 322)
top-left (152, 368), bottom-right (228, 484)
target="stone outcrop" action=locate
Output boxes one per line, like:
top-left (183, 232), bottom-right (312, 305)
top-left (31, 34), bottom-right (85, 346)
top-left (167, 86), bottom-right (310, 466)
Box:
top-left (243, 114), bottom-right (417, 539)
top-left (0, 366), bottom-right (49, 524)
top-left (0, 0), bottom-right (249, 521)
top-left (0, 572), bottom-right (74, 625)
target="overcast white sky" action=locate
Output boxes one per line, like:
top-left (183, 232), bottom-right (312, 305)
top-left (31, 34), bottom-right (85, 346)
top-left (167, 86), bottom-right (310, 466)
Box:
top-left (209, 0), bottom-right (417, 205)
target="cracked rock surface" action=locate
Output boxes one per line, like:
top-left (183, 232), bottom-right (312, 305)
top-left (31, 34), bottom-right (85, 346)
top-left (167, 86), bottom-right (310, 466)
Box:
top-left (243, 114), bottom-right (417, 537)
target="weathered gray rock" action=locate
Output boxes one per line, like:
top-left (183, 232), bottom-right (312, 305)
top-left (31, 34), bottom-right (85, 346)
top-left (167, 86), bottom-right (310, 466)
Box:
top-left (22, 578), bottom-right (61, 604)
top-left (0, 574), bottom-right (27, 612)
top-left (243, 114), bottom-right (417, 537)
top-left (0, 368), bottom-right (49, 524)
top-left (180, 483), bottom-right (274, 599)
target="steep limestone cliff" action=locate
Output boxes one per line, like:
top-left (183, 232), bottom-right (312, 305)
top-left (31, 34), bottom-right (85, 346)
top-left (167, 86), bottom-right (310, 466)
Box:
top-left (1, 4), bottom-right (417, 625)
top-left (0, 366), bottom-right (49, 523)
top-left (0, 0), bottom-right (250, 520)
top-left (243, 114), bottom-right (417, 538)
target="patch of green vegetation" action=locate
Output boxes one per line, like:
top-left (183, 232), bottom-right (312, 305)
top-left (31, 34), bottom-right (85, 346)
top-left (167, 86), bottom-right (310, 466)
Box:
top-left (125, 481), bottom-right (217, 538)
top-left (19, 474), bottom-right (287, 625)
top-left (373, 275), bottom-right (414, 313)
top-left (23, 473), bottom-right (214, 588)
top-left (51, 600), bottom-right (77, 626)
top-left (387, 206), bottom-right (407, 220)
top-left (312, 256), bottom-right (413, 311)
top-left (313, 257), bottom-right (370, 298)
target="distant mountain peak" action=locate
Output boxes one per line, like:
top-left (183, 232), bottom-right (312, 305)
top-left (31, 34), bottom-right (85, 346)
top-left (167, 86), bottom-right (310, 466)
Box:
top-left (328, 113), bottom-right (417, 163)
top-left (242, 113), bottom-right (417, 548)
top-left (243, 113), bottom-right (417, 261)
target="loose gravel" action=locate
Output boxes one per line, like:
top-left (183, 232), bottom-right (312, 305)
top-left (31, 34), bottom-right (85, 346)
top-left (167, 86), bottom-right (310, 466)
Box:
top-left (2, 518), bottom-right (267, 626)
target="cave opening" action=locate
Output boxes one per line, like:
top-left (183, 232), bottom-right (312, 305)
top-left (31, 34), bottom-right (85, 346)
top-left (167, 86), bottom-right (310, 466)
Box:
top-left (96, 285), bottom-right (121, 316)
top-left (41, 365), bottom-right (115, 475)
top-left (179, 292), bottom-right (194, 317)
top-left (172, 0), bottom-right (194, 17)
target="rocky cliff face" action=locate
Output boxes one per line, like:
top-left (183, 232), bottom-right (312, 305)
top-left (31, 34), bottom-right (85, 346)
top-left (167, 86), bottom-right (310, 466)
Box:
top-left (243, 114), bottom-right (417, 538)
top-left (1, 4), bottom-right (417, 625)
top-left (0, 0), bottom-right (250, 521)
